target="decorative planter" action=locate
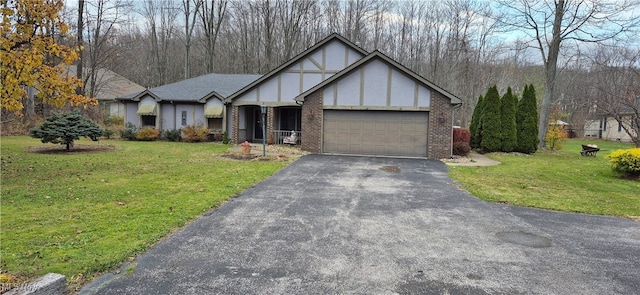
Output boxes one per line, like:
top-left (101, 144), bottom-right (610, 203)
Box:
top-left (241, 145), bottom-right (252, 155)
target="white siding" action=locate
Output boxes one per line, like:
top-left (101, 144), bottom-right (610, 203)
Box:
top-left (362, 61), bottom-right (387, 106)
top-left (236, 89), bottom-right (258, 103)
top-left (161, 104), bottom-right (175, 130)
top-left (260, 78), bottom-right (279, 102)
top-left (325, 40), bottom-right (348, 70)
top-left (335, 69), bottom-right (361, 106)
top-left (205, 99), bottom-right (223, 107)
top-left (233, 39), bottom-right (365, 106)
top-left (417, 85), bottom-right (431, 107)
top-left (125, 103), bottom-right (137, 126)
top-left (281, 72), bottom-right (299, 100)
top-left (390, 69), bottom-right (417, 107)
top-left (325, 59), bottom-right (432, 109)
top-left (323, 85), bottom-right (336, 106)
top-left (193, 105), bottom-right (205, 125)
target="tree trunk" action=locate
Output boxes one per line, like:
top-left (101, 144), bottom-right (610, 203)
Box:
top-left (537, 0), bottom-right (564, 149)
top-left (76, 0), bottom-right (84, 96)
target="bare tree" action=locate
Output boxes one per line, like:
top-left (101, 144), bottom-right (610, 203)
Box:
top-left (197, 0), bottom-right (227, 73)
top-left (495, 0), bottom-right (640, 149)
top-left (591, 46), bottom-right (640, 146)
top-left (181, 0), bottom-right (202, 79)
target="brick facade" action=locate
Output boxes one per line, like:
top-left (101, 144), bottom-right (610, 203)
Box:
top-left (428, 90), bottom-right (454, 159)
top-left (231, 105), bottom-right (239, 144)
top-left (301, 91), bottom-right (324, 153)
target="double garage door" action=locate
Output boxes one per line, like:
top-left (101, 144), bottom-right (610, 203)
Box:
top-left (323, 110), bottom-right (429, 157)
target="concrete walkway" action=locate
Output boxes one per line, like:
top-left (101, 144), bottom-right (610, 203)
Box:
top-left (82, 155), bottom-right (639, 295)
top-left (444, 151), bottom-right (501, 166)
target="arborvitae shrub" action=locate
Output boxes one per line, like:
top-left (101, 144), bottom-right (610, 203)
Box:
top-left (500, 87), bottom-right (518, 152)
top-left (481, 85), bottom-right (502, 152)
top-left (516, 84), bottom-right (539, 154)
top-left (469, 95), bottom-right (484, 149)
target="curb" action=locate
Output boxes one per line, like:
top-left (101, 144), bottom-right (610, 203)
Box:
top-left (4, 273), bottom-right (66, 295)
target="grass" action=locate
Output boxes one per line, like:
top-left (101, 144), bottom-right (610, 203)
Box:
top-left (449, 139), bottom-right (640, 218)
top-left (0, 136), bottom-right (292, 290)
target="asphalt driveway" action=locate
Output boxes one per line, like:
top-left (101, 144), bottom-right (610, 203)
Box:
top-left (83, 155), bottom-right (640, 294)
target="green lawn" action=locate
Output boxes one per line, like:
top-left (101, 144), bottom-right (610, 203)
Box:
top-left (449, 139), bottom-right (640, 218)
top-left (0, 137), bottom-right (292, 289)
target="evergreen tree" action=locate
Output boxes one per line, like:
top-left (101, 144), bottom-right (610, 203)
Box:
top-left (30, 111), bottom-right (103, 150)
top-left (480, 85), bottom-right (502, 152)
top-left (469, 95), bottom-right (484, 149)
top-left (500, 87), bottom-right (518, 152)
top-left (516, 84), bottom-right (539, 154)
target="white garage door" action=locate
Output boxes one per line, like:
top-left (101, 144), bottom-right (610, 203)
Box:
top-left (323, 110), bottom-right (429, 157)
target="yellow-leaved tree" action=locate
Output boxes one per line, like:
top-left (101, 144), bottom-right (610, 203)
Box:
top-left (1, 0), bottom-right (96, 116)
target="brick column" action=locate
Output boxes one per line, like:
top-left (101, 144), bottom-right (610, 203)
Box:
top-left (232, 105), bottom-right (239, 144)
top-left (428, 90), bottom-right (454, 159)
top-left (301, 91), bottom-right (323, 153)
top-left (267, 106), bottom-right (274, 144)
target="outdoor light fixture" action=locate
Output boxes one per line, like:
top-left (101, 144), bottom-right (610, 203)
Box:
top-left (260, 105), bottom-right (267, 156)
top-left (438, 112), bottom-right (446, 125)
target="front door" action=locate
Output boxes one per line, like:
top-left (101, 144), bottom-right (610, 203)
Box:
top-left (254, 108), bottom-right (263, 140)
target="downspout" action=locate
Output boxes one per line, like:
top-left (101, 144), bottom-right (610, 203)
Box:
top-left (451, 103), bottom-right (463, 158)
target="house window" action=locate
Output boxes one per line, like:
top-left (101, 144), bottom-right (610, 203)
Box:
top-left (618, 121), bottom-right (622, 132)
top-left (141, 115), bottom-right (156, 127)
top-left (279, 108), bottom-right (301, 131)
top-left (603, 119), bottom-right (607, 131)
top-left (208, 118), bottom-right (222, 130)
top-left (181, 111), bottom-right (187, 126)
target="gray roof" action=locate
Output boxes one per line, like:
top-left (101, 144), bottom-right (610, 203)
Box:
top-left (119, 73), bottom-right (261, 103)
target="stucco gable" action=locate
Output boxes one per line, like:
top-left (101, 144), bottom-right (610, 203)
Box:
top-left (226, 33), bottom-right (368, 104)
top-left (296, 51), bottom-right (462, 106)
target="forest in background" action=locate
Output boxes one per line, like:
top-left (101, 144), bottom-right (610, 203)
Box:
top-left (7, 0), bottom-right (640, 138)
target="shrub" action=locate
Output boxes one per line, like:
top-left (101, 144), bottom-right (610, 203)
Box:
top-left (607, 148), bottom-right (640, 177)
top-left (469, 95), bottom-right (484, 149)
top-left (453, 128), bottom-right (471, 143)
top-left (121, 122), bottom-right (138, 140)
top-left (182, 124), bottom-right (209, 142)
top-left (453, 142), bottom-right (471, 156)
top-left (30, 111), bottom-right (103, 150)
top-left (516, 84), bottom-right (539, 154)
top-left (481, 85), bottom-right (502, 152)
top-left (500, 87), bottom-right (518, 152)
top-left (222, 131), bottom-right (230, 144)
top-left (104, 115), bottom-right (124, 127)
top-left (102, 129), bottom-right (115, 139)
top-left (135, 127), bottom-right (160, 141)
top-left (165, 129), bottom-right (181, 142)
top-left (453, 129), bottom-right (471, 156)
top-left (545, 107), bottom-right (568, 151)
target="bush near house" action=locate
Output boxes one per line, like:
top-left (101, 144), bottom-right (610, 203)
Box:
top-left (607, 148), bottom-right (640, 177)
top-left (453, 128), bottom-right (471, 156)
top-left (135, 127), bottom-right (160, 141)
top-left (121, 122), bottom-right (137, 140)
top-left (182, 124), bottom-right (209, 142)
top-left (165, 129), bottom-right (182, 142)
